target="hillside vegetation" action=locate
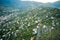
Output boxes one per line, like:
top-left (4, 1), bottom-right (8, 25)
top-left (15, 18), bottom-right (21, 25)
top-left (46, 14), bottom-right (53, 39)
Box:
top-left (0, 6), bottom-right (60, 40)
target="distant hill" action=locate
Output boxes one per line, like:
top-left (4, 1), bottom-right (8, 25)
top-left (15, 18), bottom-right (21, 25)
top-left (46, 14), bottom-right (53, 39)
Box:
top-left (0, 0), bottom-right (60, 8)
top-left (52, 1), bottom-right (60, 8)
top-left (0, 0), bottom-right (42, 8)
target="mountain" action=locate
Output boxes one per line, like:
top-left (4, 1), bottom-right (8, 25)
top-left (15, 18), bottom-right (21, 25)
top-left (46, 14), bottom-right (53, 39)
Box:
top-left (0, 0), bottom-right (43, 8)
top-left (0, 0), bottom-right (60, 8)
top-left (0, 0), bottom-right (20, 6)
top-left (52, 1), bottom-right (60, 8)
top-left (0, 0), bottom-right (60, 17)
top-left (39, 1), bottom-right (60, 8)
top-left (0, 0), bottom-right (60, 40)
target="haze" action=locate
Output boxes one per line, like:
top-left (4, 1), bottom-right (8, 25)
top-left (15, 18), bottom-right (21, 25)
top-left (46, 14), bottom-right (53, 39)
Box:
top-left (21, 0), bottom-right (58, 3)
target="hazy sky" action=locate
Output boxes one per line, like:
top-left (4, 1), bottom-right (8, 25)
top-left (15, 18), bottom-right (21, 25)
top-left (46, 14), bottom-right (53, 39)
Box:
top-left (21, 0), bottom-right (59, 3)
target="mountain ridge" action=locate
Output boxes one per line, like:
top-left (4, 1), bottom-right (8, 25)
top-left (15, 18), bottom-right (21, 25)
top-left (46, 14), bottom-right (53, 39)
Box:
top-left (0, 0), bottom-right (60, 8)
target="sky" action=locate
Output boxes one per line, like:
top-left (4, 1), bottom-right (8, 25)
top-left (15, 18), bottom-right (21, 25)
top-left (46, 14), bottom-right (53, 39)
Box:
top-left (21, 0), bottom-right (59, 3)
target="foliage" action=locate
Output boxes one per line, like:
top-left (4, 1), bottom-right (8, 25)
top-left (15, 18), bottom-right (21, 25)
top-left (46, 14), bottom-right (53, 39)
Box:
top-left (0, 6), bottom-right (60, 40)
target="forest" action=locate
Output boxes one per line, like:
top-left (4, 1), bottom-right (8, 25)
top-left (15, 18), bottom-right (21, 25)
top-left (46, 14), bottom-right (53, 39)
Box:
top-left (0, 6), bottom-right (60, 40)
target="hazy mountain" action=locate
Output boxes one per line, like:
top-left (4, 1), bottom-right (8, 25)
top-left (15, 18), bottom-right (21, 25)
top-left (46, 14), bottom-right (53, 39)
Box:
top-left (52, 1), bottom-right (60, 8)
top-left (0, 0), bottom-right (60, 8)
top-left (0, 0), bottom-right (42, 8)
